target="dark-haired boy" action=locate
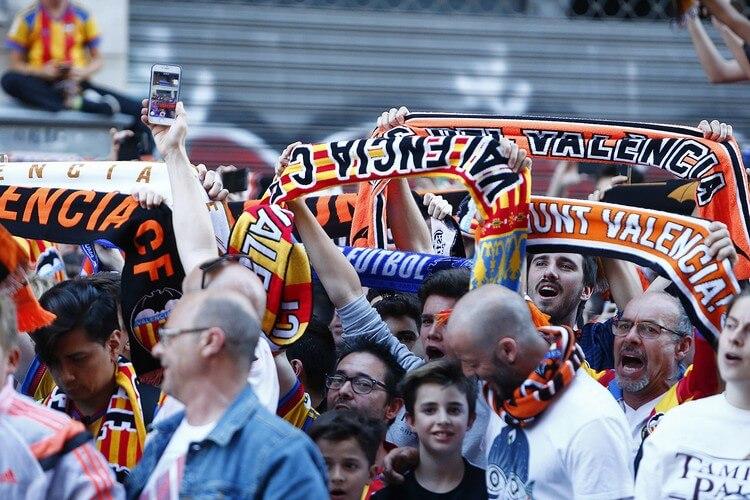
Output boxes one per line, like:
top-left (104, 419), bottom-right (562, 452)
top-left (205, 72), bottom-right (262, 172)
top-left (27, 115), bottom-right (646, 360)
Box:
top-left (30, 274), bottom-right (160, 482)
top-left (373, 359), bottom-right (486, 499)
top-left (310, 409), bottom-right (385, 500)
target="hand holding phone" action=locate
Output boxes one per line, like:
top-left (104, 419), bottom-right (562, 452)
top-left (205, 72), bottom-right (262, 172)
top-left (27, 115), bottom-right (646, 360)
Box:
top-left (221, 168), bottom-right (249, 193)
top-left (147, 64), bottom-right (182, 126)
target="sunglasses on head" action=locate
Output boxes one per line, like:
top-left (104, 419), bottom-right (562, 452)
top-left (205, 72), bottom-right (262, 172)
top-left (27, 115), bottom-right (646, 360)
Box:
top-left (198, 253), bottom-right (253, 289)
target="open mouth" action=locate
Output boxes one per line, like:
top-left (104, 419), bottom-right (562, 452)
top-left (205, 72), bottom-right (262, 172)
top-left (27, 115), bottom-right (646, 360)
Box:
top-left (537, 283), bottom-right (559, 298)
top-left (620, 354), bottom-right (645, 375)
top-left (725, 353), bottom-right (742, 362)
top-left (432, 430), bottom-right (455, 441)
top-left (425, 346), bottom-right (445, 360)
top-left (330, 489), bottom-right (347, 499)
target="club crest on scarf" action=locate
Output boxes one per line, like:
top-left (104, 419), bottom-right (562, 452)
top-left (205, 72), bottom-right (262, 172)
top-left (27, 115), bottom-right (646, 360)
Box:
top-left (130, 288), bottom-right (181, 352)
top-left (229, 204), bottom-right (312, 350)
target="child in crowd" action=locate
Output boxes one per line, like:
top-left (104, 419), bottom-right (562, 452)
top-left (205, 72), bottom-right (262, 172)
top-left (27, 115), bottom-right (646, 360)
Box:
top-left (373, 359), bottom-right (487, 499)
top-left (309, 409), bottom-right (385, 500)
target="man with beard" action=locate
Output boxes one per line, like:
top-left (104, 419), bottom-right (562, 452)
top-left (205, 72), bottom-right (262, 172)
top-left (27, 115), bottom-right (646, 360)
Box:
top-left (593, 291), bottom-right (719, 459)
top-left (326, 341), bottom-right (405, 426)
top-left (526, 252), bottom-right (597, 328)
top-left (446, 284), bottom-right (633, 499)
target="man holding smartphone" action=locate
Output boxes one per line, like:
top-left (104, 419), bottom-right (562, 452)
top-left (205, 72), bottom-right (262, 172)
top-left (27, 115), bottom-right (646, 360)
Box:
top-left (1, 0), bottom-right (153, 156)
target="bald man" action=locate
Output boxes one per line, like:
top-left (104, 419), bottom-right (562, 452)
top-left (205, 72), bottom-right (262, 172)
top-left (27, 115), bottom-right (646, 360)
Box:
top-left (127, 289), bottom-right (328, 499)
top-left (446, 285), bottom-right (633, 500)
top-left (153, 260), bottom-right (279, 424)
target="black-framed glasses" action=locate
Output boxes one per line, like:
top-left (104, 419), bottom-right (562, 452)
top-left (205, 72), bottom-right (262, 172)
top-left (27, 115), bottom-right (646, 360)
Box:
top-left (199, 253), bottom-right (253, 289)
top-left (612, 318), bottom-right (683, 339)
top-left (325, 374), bottom-right (388, 395)
top-left (159, 326), bottom-right (210, 342)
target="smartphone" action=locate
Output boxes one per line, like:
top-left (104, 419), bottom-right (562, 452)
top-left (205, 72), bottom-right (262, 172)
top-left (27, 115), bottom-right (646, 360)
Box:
top-left (221, 168), bottom-right (249, 193)
top-left (147, 64), bottom-right (182, 126)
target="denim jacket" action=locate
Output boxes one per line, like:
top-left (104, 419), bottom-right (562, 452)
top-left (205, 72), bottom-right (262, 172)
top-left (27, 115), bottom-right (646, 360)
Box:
top-left (126, 385), bottom-right (328, 499)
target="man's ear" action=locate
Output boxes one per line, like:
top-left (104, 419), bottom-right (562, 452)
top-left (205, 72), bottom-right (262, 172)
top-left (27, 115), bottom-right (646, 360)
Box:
top-left (675, 334), bottom-right (693, 362)
top-left (106, 330), bottom-right (124, 362)
top-left (290, 358), bottom-right (303, 378)
top-left (201, 327), bottom-right (225, 357)
top-left (385, 396), bottom-right (404, 421)
top-left (496, 337), bottom-right (518, 365)
top-left (580, 284), bottom-right (593, 302)
top-left (3, 346), bottom-right (20, 377)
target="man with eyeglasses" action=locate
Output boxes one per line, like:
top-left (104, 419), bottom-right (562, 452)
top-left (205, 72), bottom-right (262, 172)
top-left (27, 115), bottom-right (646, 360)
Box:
top-left (126, 289), bottom-right (328, 499)
top-left (326, 342), bottom-right (405, 425)
top-left (590, 291), bottom-right (720, 459)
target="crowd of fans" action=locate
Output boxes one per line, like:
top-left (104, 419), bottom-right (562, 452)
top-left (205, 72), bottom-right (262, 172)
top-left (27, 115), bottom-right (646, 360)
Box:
top-left (1, 0), bottom-right (750, 499)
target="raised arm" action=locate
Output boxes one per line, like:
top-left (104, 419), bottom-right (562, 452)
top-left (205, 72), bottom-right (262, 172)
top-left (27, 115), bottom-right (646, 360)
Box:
top-left (278, 145), bottom-right (423, 371)
top-left (287, 195), bottom-right (363, 307)
top-left (140, 101), bottom-right (226, 274)
top-left (703, 0), bottom-right (750, 45)
top-left (589, 175), bottom-right (644, 309)
top-left (687, 15), bottom-right (748, 83)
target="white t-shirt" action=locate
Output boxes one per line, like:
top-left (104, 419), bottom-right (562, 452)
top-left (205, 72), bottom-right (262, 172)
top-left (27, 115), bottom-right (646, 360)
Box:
top-left (139, 418), bottom-right (217, 499)
top-left (621, 394), bottom-right (662, 459)
top-left (484, 369), bottom-right (634, 500)
top-left (635, 394), bottom-right (750, 499)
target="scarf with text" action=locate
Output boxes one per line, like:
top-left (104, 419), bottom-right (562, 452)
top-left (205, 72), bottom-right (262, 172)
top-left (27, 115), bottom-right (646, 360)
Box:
top-left (484, 326), bottom-right (583, 428)
top-left (264, 135), bottom-right (529, 291)
top-left (0, 185), bottom-right (184, 375)
top-left (400, 113), bottom-right (750, 280)
top-left (45, 359), bottom-right (146, 482)
top-left (526, 197), bottom-right (739, 346)
top-left (263, 137), bottom-right (736, 344)
top-left (228, 204), bottom-right (312, 350)
top-left (330, 246), bottom-right (471, 292)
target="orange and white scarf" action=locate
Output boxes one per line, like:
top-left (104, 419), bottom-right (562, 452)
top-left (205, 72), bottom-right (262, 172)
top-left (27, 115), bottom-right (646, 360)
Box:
top-left (484, 326), bottom-right (583, 428)
top-left (401, 113), bottom-right (750, 280)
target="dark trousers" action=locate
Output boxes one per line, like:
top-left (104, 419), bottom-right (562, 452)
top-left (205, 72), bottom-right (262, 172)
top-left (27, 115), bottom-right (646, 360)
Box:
top-left (1, 71), bottom-right (154, 157)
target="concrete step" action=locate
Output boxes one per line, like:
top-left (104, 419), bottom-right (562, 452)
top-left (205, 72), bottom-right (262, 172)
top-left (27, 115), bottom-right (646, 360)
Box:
top-left (0, 102), bottom-right (132, 160)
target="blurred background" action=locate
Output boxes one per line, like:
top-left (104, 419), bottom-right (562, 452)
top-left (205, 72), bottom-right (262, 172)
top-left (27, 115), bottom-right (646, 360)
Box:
top-left (1, 0), bottom-right (748, 195)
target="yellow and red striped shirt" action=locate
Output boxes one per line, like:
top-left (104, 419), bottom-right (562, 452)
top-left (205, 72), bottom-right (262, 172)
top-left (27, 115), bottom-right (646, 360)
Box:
top-left (6, 2), bottom-right (100, 68)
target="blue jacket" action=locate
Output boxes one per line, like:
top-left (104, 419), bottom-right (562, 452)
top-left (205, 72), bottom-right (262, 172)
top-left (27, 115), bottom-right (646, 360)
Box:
top-left (126, 385), bottom-right (328, 499)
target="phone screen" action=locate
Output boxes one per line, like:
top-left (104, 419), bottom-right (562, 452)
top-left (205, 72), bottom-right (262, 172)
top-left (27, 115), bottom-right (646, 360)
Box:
top-left (149, 68), bottom-right (180, 122)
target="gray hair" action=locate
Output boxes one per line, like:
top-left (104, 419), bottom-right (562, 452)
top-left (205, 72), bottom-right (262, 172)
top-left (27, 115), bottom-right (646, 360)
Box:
top-left (0, 295), bottom-right (18, 352)
top-left (659, 293), bottom-right (693, 338)
top-left (197, 296), bottom-right (260, 365)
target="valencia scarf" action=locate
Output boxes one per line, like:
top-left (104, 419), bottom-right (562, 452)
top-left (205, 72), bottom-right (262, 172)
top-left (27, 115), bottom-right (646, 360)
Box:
top-left (228, 204), bottom-right (312, 350)
top-left (0, 184), bottom-right (184, 375)
top-left (400, 113), bottom-right (750, 280)
top-left (483, 326), bottom-right (583, 428)
top-left (45, 359), bottom-right (147, 482)
top-left (526, 197), bottom-right (739, 346)
top-left (264, 135), bottom-right (529, 292)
